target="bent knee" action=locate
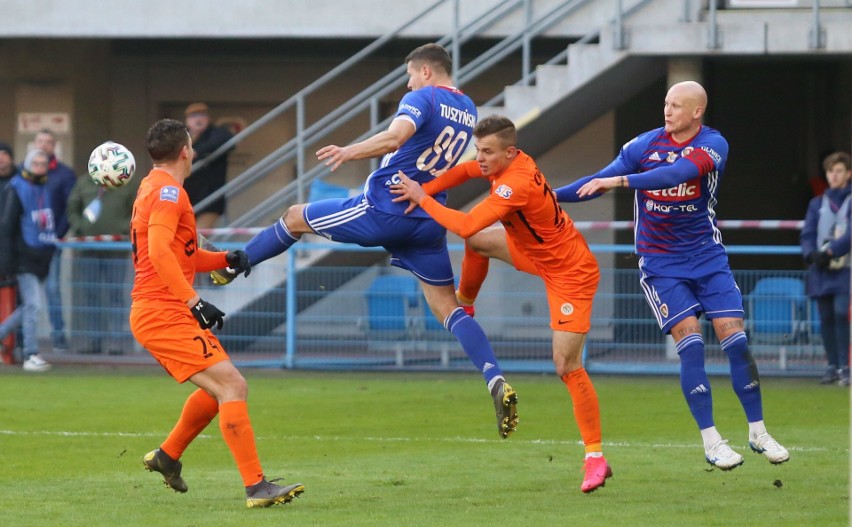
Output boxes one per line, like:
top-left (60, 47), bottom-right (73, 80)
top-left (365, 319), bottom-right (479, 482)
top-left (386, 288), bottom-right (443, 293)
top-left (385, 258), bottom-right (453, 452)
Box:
top-left (282, 205), bottom-right (309, 235)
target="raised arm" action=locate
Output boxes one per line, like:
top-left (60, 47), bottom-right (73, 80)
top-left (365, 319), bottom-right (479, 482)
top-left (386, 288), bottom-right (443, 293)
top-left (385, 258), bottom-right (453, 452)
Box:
top-left (316, 117), bottom-right (416, 172)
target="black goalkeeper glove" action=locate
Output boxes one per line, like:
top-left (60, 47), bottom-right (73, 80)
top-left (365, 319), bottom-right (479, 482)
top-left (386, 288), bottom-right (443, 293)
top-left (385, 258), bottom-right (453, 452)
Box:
top-left (191, 298), bottom-right (225, 330)
top-left (225, 250), bottom-right (251, 278)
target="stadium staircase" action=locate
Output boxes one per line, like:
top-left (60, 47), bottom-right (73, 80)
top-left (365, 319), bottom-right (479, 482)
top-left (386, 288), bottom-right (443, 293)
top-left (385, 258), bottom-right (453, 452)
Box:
top-left (200, 0), bottom-right (852, 351)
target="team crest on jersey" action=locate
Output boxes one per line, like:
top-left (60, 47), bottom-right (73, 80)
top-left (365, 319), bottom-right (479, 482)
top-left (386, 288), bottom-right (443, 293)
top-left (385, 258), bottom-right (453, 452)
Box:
top-left (660, 304), bottom-right (669, 318)
top-left (560, 302), bottom-right (574, 316)
top-left (666, 151), bottom-right (679, 163)
top-left (648, 151), bottom-right (661, 161)
top-left (160, 186), bottom-right (179, 203)
top-left (494, 184), bottom-right (513, 199)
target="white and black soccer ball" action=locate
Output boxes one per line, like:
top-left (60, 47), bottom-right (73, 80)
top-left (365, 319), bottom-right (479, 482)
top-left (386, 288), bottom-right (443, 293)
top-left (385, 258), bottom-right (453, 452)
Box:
top-left (88, 141), bottom-right (136, 189)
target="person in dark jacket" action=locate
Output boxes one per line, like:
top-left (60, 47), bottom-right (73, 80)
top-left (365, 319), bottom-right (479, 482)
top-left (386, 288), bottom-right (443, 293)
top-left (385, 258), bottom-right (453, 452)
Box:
top-left (801, 151), bottom-right (851, 385)
top-left (0, 142), bottom-right (18, 195)
top-left (183, 102), bottom-right (234, 230)
top-left (66, 170), bottom-right (140, 354)
top-left (0, 142), bottom-right (20, 361)
top-left (0, 149), bottom-right (56, 372)
top-left (34, 129), bottom-right (76, 352)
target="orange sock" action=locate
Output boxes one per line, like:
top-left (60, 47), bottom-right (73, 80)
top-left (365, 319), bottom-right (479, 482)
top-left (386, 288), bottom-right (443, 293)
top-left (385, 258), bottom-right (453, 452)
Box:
top-left (458, 242), bottom-right (490, 303)
top-left (561, 368), bottom-right (602, 454)
top-left (219, 400), bottom-right (265, 487)
top-left (160, 388), bottom-right (219, 460)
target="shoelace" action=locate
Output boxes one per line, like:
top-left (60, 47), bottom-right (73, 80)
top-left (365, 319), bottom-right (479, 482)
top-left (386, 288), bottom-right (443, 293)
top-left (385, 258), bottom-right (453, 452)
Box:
top-left (755, 434), bottom-right (781, 451)
top-left (709, 439), bottom-right (735, 457)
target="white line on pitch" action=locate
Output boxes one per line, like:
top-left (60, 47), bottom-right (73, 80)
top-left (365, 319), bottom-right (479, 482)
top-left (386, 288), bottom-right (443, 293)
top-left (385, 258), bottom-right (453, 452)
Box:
top-left (0, 429), bottom-right (841, 453)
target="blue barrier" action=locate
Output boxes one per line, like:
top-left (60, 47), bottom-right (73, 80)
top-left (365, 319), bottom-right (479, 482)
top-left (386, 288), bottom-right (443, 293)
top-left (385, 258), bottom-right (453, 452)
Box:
top-left (42, 242), bottom-right (822, 376)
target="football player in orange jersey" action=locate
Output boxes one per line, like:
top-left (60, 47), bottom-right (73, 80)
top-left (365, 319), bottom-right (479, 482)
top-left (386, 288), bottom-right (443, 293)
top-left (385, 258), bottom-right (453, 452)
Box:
top-left (391, 114), bottom-right (611, 493)
top-left (130, 118), bottom-right (303, 508)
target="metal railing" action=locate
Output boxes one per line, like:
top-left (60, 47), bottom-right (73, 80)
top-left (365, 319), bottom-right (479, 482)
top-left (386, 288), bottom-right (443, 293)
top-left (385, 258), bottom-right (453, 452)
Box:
top-left (193, 0), bottom-right (845, 232)
top-left (195, 0), bottom-right (705, 231)
top-left (34, 242), bottom-right (825, 376)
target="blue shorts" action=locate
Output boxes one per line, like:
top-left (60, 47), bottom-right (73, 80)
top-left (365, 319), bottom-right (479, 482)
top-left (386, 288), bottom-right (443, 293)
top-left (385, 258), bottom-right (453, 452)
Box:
top-left (638, 246), bottom-right (744, 334)
top-left (303, 194), bottom-right (454, 286)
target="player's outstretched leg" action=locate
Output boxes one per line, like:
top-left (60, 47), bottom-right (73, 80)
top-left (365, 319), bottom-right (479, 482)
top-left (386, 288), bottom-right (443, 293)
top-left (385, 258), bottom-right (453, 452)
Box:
top-left (143, 448), bottom-right (188, 493)
top-left (245, 478), bottom-right (305, 508)
top-left (212, 217), bottom-right (299, 285)
top-left (490, 378), bottom-right (518, 439)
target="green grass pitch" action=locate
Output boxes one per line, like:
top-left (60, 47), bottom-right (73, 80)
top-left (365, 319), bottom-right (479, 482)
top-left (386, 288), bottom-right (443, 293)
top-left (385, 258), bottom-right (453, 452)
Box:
top-left (0, 367), bottom-right (847, 526)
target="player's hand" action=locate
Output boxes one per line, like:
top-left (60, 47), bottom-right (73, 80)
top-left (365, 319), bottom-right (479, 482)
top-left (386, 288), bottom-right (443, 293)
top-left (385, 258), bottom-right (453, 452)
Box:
top-left (576, 176), bottom-right (621, 198)
top-left (316, 144), bottom-right (351, 172)
top-left (389, 171), bottom-right (425, 214)
top-left (190, 298), bottom-right (225, 330)
top-left (225, 250), bottom-right (251, 278)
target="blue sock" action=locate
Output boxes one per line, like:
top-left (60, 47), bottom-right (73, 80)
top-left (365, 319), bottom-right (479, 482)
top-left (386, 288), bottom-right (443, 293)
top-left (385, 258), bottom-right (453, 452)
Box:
top-left (245, 218), bottom-right (299, 266)
top-left (446, 307), bottom-right (503, 386)
top-left (721, 331), bottom-right (763, 423)
top-left (677, 334), bottom-right (715, 430)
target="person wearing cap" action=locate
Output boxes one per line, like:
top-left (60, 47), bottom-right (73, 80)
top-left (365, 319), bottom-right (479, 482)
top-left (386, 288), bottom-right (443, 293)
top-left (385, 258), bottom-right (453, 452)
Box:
top-left (0, 149), bottom-right (56, 372)
top-left (183, 103), bottom-right (234, 230)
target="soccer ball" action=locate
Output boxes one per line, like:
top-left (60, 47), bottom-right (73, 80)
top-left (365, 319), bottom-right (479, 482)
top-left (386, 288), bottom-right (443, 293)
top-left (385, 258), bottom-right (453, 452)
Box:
top-left (88, 141), bottom-right (136, 189)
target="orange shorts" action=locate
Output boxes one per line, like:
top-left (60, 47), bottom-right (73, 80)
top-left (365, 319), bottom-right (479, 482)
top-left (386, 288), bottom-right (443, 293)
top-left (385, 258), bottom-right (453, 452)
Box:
top-left (507, 237), bottom-right (599, 333)
top-left (130, 304), bottom-right (230, 383)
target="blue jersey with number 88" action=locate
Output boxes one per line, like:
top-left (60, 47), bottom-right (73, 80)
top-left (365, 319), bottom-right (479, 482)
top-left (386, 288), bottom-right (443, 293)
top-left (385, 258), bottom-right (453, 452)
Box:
top-left (364, 85), bottom-right (476, 218)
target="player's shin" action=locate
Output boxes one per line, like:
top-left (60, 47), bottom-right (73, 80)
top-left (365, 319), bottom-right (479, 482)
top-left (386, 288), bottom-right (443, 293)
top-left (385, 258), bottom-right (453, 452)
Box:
top-left (560, 368), bottom-right (602, 452)
top-left (160, 388), bottom-right (219, 459)
top-left (458, 242), bottom-right (489, 306)
top-left (677, 335), bottom-right (715, 429)
top-left (446, 307), bottom-right (503, 385)
top-left (245, 218), bottom-right (300, 266)
top-left (721, 331), bottom-right (764, 422)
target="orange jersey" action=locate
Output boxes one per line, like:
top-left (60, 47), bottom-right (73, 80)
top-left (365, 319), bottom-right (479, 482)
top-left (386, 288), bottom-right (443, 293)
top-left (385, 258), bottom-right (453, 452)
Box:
top-left (421, 152), bottom-right (599, 332)
top-left (130, 169), bottom-right (224, 308)
top-left (421, 152), bottom-right (587, 276)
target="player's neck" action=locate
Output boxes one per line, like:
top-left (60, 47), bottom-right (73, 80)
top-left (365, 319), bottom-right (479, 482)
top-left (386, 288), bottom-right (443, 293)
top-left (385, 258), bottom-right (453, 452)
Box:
top-left (670, 124), bottom-right (701, 145)
top-left (430, 76), bottom-right (455, 89)
top-left (152, 164), bottom-right (187, 185)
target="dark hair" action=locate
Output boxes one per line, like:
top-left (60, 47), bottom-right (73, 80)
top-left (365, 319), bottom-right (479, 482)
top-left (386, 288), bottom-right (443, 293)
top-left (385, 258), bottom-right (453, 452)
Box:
top-left (473, 115), bottom-right (517, 147)
top-left (823, 152), bottom-right (851, 172)
top-left (145, 119), bottom-right (189, 162)
top-left (404, 43), bottom-right (452, 76)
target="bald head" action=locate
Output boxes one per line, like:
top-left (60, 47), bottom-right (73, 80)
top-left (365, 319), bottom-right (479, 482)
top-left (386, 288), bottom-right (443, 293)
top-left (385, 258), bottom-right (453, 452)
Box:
top-left (664, 81), bottom-right (707, 141)
top-left (669, 81), bottom-right (707, 110)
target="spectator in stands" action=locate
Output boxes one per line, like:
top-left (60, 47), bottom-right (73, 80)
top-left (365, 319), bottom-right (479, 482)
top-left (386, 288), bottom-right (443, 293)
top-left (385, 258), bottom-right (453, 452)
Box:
top-left (34, 129), bottom-right (76, 352)
top-left (0, 142), bottom-right (19, 362)
top-left (184, 102), bottom-right (234, 230)
top-left (554, 81), bottom-right (789, 470)
top-left (800, 151), bottom-right (851, 386)
top-left (0, 149), bottom-right (56, 372)
top-left (390, 115), bottom-right (612, 493)
top-left (66, 168), bottom-right (140, 354)
top-left (0, 142), bottom-right (18, 192)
